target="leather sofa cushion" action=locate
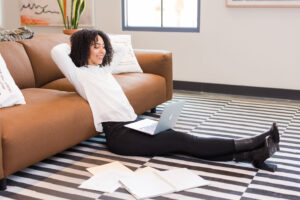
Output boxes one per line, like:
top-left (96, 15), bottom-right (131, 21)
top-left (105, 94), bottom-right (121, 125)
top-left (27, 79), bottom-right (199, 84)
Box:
top-left (115, 73), bottom-right (166, 114)
top-left (0, 41), bottom-right (35, 89)
top-left (42, 73), bottom-right (167, 114)
top-left (42, 78), bottom-right (75, 92)
top-left (0, 88), bottom-right (96, 176)
top-left (135, 49), bottom-right (173, 100)
top-left (18, 34), bottom-right (70, 87)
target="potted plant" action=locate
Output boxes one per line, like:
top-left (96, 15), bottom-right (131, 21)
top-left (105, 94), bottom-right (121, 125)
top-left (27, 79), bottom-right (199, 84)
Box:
top-left (57, 0), bottom-right (86, 35)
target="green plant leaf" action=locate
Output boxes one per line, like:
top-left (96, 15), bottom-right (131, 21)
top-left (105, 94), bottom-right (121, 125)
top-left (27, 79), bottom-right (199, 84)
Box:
top-left (57, 0), bottom-right (85, 29)
top-left (57, 0), bottom-right (67, 28)
top-left (73, 0), bottom-right (81, 29)
top-left (70, 0), bottom-right (75, 28)
top-left (77, 0), bottom-right (86, 28)
top-left (67, 16), bottom-right (70, 29)
top-left (79, 0), bottom-right (86, 15)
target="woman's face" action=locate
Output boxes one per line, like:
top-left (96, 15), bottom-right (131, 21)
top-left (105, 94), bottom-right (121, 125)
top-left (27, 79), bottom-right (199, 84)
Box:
top-left (88, 35), bottom-right (106, 66)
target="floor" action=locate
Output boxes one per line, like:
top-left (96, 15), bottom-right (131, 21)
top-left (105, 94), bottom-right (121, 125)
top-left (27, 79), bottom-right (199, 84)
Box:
top-left (1, 91), bottom-right (300, 200)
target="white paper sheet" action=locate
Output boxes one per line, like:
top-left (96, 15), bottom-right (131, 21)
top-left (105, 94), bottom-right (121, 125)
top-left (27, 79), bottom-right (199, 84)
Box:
top-left (135, 166), bottom-right (160, 174)
top-left (79, 170), bottom-right (133, 193)
top-left (87, 161), bottom-right (133, 175)
top-left (79, 161), bottom-right (134, 193)
top-left (119, 172), bottom-right (175, 199)
top-left (156, 168), bottom-right (210, 191)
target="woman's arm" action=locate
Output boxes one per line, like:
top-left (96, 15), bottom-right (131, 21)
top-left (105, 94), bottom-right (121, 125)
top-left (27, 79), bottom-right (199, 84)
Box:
top-left (51, 43), bottom-right (87, 99)
top-left (51, 43), bottom-right (78, 85)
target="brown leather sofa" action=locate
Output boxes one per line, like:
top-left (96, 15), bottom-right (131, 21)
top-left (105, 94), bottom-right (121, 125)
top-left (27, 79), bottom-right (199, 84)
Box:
top-left (0, 34), bottom-right (172, 190)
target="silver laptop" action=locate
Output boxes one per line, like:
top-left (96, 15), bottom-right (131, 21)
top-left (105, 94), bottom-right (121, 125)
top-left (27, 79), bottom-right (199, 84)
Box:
top-left (125, 101), bottom-right (185, 135)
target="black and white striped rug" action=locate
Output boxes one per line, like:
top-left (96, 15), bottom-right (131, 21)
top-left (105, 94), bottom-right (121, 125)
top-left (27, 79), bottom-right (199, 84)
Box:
top-left (1, 92), bottom-right (300, 200)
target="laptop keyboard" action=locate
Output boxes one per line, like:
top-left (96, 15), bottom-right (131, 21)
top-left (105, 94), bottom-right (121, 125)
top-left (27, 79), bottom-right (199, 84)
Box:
top-left (140, 124), bottom-right (157, 133)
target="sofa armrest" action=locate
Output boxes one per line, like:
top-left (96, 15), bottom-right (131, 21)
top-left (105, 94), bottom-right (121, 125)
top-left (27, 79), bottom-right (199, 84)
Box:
top-left (134, 49), bottom-right (173, 101)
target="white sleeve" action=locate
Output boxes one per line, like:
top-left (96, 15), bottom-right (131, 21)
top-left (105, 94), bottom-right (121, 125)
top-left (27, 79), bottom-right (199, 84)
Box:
top-left (51, 43), bottom-right (78, 85)
top-left (51, 43), bottom-right (86, 98)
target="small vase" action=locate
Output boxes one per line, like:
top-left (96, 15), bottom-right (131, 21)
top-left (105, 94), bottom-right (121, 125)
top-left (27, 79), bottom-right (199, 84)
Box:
top-left (63, 29), bottom-right (81, 35)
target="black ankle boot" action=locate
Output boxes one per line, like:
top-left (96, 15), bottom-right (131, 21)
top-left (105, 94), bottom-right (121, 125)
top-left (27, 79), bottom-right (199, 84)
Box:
top-left (234, 136), bottom-right (278, 171)
top-left (234, 123), bottom-right (280, 152)
top-left (270, 123), bottom-right (280, 150)
top-left (252, 136), bottom-right (278, 172)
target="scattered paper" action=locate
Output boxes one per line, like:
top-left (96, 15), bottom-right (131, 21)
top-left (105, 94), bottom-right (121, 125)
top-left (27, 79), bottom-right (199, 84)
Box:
top-left (79, 161), bottom-right (134, 193)
top-left (87, 161), bottom-right (133, 176)
top-left (79, 161), bottom-right (209, 198)
top-left (156, 168), bottom-right (210, 191)
top-left (119, 172), bottom-right (175, 199)
top-left (79, 170), bottom-right (133, 193)
top-left (135, 166), bottom-right (160, 174)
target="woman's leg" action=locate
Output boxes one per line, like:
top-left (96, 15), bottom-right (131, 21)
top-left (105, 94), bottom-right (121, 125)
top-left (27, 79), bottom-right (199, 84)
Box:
top-left (234, 123), bottom-right (279, 152)
top-left (103, 122), bottom-right (235, 160)
top-left (104, 122), bottom-right (279, 156)
top-left (103, 122), bottom-right (279, 171)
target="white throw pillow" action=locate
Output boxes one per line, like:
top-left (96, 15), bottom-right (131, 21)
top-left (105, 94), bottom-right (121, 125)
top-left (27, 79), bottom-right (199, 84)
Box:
top-left (108, 34), bottom-right (143, 74)
top-left (0, 54), bottom-right (26, 108)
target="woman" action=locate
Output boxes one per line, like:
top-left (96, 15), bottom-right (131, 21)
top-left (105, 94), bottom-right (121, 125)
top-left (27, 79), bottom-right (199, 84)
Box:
top-left (51, 29), bottom-right (280, 171)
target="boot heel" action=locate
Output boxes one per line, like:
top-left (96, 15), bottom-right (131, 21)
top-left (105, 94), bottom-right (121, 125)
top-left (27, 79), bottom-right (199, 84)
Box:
top-left (276, 143), bottom-right (280, 151)
top-left (252, 161), bottom-right (277, 172)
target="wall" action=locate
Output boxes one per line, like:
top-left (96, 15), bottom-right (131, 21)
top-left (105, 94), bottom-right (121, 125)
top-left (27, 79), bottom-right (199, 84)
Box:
top-left (2, 0), bottom-right (300, 90)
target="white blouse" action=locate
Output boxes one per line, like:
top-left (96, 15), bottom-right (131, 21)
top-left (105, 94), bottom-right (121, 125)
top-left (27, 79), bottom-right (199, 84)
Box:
top-left (51, 43), bottom-right (137, 132)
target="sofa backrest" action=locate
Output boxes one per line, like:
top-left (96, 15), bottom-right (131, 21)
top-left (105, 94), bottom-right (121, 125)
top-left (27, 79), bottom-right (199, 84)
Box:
top-left (18, 34), bottom-right (70, 87)
top-left (0, 41), bottom-right (35, 89)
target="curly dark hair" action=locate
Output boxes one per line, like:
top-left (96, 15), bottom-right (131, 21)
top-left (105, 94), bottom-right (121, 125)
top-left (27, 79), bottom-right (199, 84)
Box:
top-left (69, 29), bottom-right (113, 67)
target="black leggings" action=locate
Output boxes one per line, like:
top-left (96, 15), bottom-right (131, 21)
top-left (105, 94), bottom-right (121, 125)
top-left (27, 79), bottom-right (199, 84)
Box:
top-left (102, 121), bottom-right (235, 161)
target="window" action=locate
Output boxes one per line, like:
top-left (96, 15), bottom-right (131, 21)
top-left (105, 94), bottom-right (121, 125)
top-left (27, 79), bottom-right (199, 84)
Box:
top-left (122, 0), bottom-right (200, 32)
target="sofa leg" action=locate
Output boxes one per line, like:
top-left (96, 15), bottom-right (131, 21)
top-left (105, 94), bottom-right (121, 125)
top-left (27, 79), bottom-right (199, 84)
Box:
top-left (0, 178), bottom-right (7, 190)
top-left (151, 107), bottom-right (156, 113)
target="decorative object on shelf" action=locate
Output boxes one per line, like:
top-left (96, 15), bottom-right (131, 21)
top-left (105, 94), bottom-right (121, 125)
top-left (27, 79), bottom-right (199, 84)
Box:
top-left (19, 0), bottom-right (94, 27)
top-left (57, 0), bottom-right (85, 30)
top-left (62, 28), bottom-right (80, 35)
top-left (0, 27), bottom-right (34, 42)
top-left (226, 0), bottom-right (300, 8)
